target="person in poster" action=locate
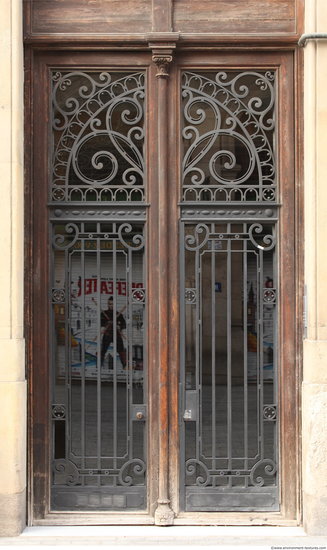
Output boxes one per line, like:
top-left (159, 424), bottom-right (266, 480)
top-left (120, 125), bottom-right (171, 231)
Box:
top-left (100, 296), bottom-right (127, 368)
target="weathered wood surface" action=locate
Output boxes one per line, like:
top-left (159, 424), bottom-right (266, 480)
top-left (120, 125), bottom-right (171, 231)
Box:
top-left (173, 0), bottom-right (298, 34)
top-left (28, 0), bottom-right (152, 35)
top-left (25, 46), bottom-right (301, 523)
top-left (25, 0), bottom-right (302, 41)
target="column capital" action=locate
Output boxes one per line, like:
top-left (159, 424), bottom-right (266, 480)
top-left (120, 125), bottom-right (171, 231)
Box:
top-left (149, 42), bottom-right (176, 77)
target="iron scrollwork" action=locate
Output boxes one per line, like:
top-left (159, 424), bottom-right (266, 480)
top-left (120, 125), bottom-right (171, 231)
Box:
top-left (181, 70), bottom-right (279, 511)
top-left (248, 223), bottom-right (276, 251)
top-left (182, 220), bottom-right (278, 499)
top-left (118, 459), bottom-right (146, 486)
top-left (249, 459), bottom-right (277, 487)
top-left (184, 223), bottom-right (210, 251)
top-left (182, 70), bottom-right (276, 203)
top-left (53, 459), bottom-right (81, 486)
top-left (52, 71), bottom-right (145, 203)
top-left (50, 71), bottom-right (147, 510)
top-left (53, 222), bottom-right (79, 250)
top-left (117, 223), bottom-right (145, 251)
top-left (185, 459), bottom-right (210, 487)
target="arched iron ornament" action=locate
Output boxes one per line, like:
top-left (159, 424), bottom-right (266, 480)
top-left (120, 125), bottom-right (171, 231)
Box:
top-left (51, 71), bottom-right (145, 203)
top-left (181, 71), bottom-right (276, 203)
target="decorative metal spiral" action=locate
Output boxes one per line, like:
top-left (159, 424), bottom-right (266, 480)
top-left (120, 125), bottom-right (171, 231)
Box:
top-left (185, 223), bottom-right (210, 251)
top-left (182, 70), bottom-right (276, 203)
top-left (249, 459), bottom-right (277, 487)
top-left (185, 459), bottom-right (210, 487)
top-left (248, 223), bottom-right (276, 251)
top-left (118, 458), bottom-right (146, 486)
top-left (52, 71), bottom-right (145, 203)
top-left (118, 223), bottom-right (145, 250)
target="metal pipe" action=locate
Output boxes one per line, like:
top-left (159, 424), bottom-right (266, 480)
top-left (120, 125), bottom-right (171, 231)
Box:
top-left (298, 33), bottom-right (327, 47)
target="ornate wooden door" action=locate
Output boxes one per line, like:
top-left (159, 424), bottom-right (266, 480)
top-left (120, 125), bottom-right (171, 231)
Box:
top-left (28, 49), bottom-right (298, 522)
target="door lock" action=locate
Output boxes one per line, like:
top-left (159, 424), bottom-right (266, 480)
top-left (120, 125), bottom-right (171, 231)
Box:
top-left (131, 404), bottom-right (146, 420)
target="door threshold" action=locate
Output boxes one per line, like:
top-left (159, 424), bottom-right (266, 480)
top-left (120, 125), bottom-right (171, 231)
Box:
top-left (23, 524), bottom-right (305, 536)
top-left (30, 511), bottom-right (299, 527)
top-left (30, 511), bottom-right (300, 528)
top-left (31, 513), bottom-right (155, 526)
top-left (173, 513), bottom-right (300, 526)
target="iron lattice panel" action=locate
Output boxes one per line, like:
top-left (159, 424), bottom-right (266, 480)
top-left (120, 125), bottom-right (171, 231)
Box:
top-left (49, 68), bottom-right (148, 511)
top-left (51, 221), bottom-right (147, 510)
top-left (180, 69), bottom-right (279, 512)
top-left (51, 70), bottom-right (145, 203)
top-left (180, 221), bottom-right (278, 511)
top-left (181, 70), bottom-right (276, 204)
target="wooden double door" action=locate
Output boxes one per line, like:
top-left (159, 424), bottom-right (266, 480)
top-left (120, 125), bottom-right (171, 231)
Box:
top-left (29, 49), bottom-right (298, 523)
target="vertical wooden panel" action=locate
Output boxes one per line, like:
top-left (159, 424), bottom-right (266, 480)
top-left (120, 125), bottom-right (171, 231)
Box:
top-left (30, 52), bottom-right (51, 520)
top-left (152, 0), bottom-right (172, 32)
top-left (167, 59), bottom-right (180, 515)
top-left (173, 0), bottom-right (298, 34)
top-left (278, 52), bottom-right (298, 519)
top-left (147, 61), bottom-right (160, 517)
top-left (152, 54), bottom-right (174, 526)
top-left (29, 0), bottom-right (152, 35)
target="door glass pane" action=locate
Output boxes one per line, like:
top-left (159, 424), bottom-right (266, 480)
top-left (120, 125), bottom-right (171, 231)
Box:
top-left (181, 70), bottom-right (278, 512)
top-left (52, 70), bottom-right (145, 202)
top-left (50, 70), bottom-right (147, 511)
top-left (182, 70), bottom-right (275, 203)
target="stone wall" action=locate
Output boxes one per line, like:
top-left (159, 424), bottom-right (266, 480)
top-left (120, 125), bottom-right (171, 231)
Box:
top-left (302, 0), bottom-right (327, 535)
top-left (0, 0), bottom-right (26, 537)
top-left (0, 0), bottom-right (327, 537)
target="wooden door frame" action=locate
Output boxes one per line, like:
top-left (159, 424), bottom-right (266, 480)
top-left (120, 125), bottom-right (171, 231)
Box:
top-left (167, 49), bottom-right (301, 524)
top-left (25, 46), bottom-right (302, 526)
top-left (26, 50), bottom-right (161, 525)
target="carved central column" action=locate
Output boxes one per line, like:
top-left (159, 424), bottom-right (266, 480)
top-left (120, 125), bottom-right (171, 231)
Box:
top-left (151, 44), bottom-right (175, 526)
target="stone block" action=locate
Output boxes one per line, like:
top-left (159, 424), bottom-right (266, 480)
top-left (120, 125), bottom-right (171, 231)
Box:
top-left (303, 340), bottom-right (327, 384)
top-left (0, 489), bottom-right (26, 537)
top-left (302, 382), bottom-right (327, 534)
top-left (0, 380), bottom-right (26, 493)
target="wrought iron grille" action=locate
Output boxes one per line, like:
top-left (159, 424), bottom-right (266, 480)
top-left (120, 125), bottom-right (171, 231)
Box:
top-left (180, 70), bottom-right (279, 512)
top-left (181, 71), bottom-right (276, 203)
top-left (50, 70), bottom-right (147, 511)
top-left (51, 221), bottom-right (146, 510)
top-left (51, 71), bottom-right (145, 203)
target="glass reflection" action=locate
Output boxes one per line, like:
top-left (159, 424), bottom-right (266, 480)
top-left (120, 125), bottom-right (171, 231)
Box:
top-left (183, 223), bottom-right (277, 493)
top-left (51, 223), bottom-right (146, 510)
top-left (181, 70), bottom-right (276, 203)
